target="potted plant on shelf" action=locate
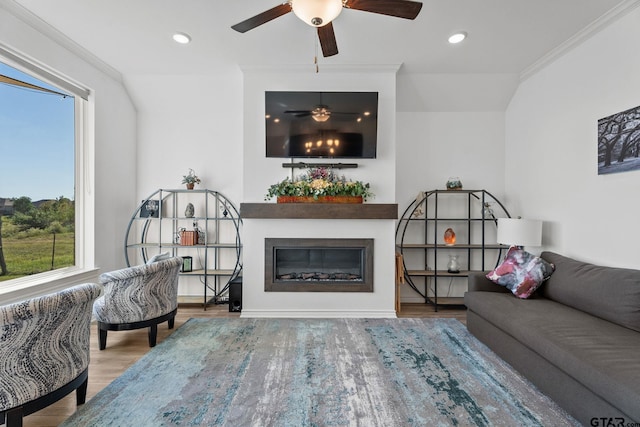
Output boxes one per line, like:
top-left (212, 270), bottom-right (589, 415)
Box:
top-left (265, 167), bottom-right (374, 203)
top-left (181, 169), bottom-right (201, 190)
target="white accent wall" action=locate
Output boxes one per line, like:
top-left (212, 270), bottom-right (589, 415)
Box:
top-left (240, 66), bottom-right (398, 317)
top-left (242, 65), bottom-right (398, 204)
top-left (505, 5), bottom-right (640, 269)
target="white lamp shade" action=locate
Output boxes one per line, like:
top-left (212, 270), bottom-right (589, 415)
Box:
top-left (497, 218), bottom-right (542, 247)
top-left (291, 0), bottom-right (343, 27)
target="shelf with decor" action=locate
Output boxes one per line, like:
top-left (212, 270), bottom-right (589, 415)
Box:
top-left (396, 189), bottom-right (510, 311)
top-left (124, 188), bottom-right (242, 309)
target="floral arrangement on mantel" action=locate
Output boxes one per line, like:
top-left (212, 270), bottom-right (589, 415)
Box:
top-left (265, 167), bottom-right (374, 203)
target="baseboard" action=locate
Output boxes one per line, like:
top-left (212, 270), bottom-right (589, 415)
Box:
top-left (240, 309), bottom-right (397, 318)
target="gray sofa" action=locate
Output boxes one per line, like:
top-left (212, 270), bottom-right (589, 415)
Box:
top-left (465, 251), bottom-right (640, 425)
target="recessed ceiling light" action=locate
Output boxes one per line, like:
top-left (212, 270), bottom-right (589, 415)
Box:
top-left (172, 32), bottom-right (191, 44)
top-left (448, 32), bottom-right (467, 44)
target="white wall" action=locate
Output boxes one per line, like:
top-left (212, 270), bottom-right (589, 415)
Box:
top-left (505, 6), bottom-right (640, 268)
top-left (126, 74), bottom-right (243, 199)
top-left (395, 111), bottom-right (506, 302)
top-left (0, 5), bottom-right (136, 278)
top-left (241, 66), bottom-right (398, 317)
top-left (243, 219), bottom-right (397, 317)
top-left (242, 65), bottom-right (398, 203)
top-left (126, 73), bottom-right (244, 295)
top-left (396, 112), bottom-right (506, 210)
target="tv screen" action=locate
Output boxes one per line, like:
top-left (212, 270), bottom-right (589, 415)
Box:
top-left (265, 91), bottom-right (378, 158)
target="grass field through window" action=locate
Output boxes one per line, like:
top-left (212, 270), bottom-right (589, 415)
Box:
top-left (0, 215), bottom-right (74, 282)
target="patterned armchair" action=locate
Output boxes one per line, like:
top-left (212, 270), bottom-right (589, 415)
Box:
top-left (0, 282), bottom-right (102, 427)
top-left (93, 256), bottom-right (182, 350)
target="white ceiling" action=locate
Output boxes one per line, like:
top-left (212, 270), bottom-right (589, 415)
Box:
top-left (6, 0), bottom-right (635, 110)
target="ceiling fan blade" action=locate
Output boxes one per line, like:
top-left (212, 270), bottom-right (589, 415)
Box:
top-left (317, 23), bottom-right (338, 57)
top-left (231, 3), bottom-right (292, 33)
top-left (345, 0), bottom-right (422, 20)
top-left (284, 110), bottom-right (313, 117)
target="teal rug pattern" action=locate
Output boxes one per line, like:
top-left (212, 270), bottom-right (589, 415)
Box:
top-left (62, 318), bottom-right (578, 426)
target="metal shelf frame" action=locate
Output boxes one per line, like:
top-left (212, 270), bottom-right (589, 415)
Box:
top-left (124, 188), bottom-right (242, 309)
top-left (396, 189), bottom-right (510, 311)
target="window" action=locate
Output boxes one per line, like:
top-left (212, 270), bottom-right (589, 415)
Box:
top-left (0, 51), bottom-right (91, 291)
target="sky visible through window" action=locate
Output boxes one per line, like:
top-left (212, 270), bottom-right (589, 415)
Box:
top-left (0, 62), bottom-right (74, 201)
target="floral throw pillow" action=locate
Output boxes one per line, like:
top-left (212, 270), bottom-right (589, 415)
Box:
top-left (486, 247), bottom-right (555, 299)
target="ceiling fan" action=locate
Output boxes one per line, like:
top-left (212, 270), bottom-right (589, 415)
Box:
top-left (293, 105), bottom-right (359, 122)
top-left (285, 104), bottom-right (366, 122)
top-left (282, 92), bottom-right (365, 122)
top-left (231, 0), bottom-right (423, 57)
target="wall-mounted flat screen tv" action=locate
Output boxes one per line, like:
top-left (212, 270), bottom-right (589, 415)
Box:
top-left (265, 91), bottom-right (378, 158)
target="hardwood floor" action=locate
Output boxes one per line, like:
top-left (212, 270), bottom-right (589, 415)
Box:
top-left (21, 303), bottom-right (466, 427)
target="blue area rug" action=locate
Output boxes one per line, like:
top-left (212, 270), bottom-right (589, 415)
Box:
top-left (62, 318), bottom-right (578, 426)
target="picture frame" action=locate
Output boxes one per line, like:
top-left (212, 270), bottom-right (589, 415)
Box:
top-left (598, 104), bottom-right (640, 175)
top-left (181, 256), bottom-right (193, 272)
top-left (139, 199), bottom-right (159, 218)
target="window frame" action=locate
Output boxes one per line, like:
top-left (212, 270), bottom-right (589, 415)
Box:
top-left (0, 49), bottom-right (97, 305)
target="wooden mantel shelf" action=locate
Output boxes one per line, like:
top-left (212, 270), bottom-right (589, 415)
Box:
top-left (240, 203), bottom-right (398, 220)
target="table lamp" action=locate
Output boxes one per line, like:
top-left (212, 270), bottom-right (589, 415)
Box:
top-left (497, 218), bottom-right (542, 249)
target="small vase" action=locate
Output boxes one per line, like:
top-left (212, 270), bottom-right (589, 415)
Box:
top-left (482, 202), bottom-right (494, 218)
top-left (186, 183), bottom-right (195, 190)
top-left (447, 255), bottom-right (460, 273)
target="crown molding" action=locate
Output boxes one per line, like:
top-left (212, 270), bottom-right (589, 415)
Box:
top-left (1, 0), bottom-right (123, 84)
top-left (520, 0), bottom-right (640, 82)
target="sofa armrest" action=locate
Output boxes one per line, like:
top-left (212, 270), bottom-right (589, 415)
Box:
top-left (467, 271), bottom-right (510, 293)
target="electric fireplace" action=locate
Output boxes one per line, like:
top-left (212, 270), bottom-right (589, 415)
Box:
top-left (265, 238), bottom-right (374, 292)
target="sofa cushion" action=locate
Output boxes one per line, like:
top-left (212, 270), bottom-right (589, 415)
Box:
top-left (486, 247), bottom-right (555, 298)
top-left (541, 252), bottom-right (640, 332)
top-left (465, 291), bottom-right (640, 420)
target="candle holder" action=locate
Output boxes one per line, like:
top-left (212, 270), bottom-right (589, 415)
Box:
top-left (447, 255), bottom-right (460, 273)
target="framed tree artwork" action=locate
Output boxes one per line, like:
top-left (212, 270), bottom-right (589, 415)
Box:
top-left (598, 104), bottom-right (640, 175)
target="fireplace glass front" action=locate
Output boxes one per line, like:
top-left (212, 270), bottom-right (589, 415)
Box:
top-left (265, 238), bottom-right (374, 292)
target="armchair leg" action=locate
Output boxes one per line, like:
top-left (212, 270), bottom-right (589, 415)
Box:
top-left (76, 376), bottom-right (88, 405)
top-left (168, 316), bottom-right (175, 329)
top-left (98, 326), bottom-right (107, 350)
top-left (148, 324), bottom-right (158, 347)
top-left (6, 407), bottom-right (24, 427)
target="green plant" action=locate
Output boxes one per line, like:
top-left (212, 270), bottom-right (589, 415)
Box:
top-left (265, 167), bottom-right (374, 201)
top-left (181, 169), bottom-right (201, 185)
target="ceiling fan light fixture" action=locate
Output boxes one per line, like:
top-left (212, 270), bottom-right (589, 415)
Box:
top-left (311, 106), bottom-right (331, 122)
top-left (291, 0), bottom-right (343, 27)
top-left (448, 32), bottom-right (467, 44)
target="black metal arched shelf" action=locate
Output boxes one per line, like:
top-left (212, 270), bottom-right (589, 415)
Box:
top-left (124, 189), bottom-right (242, 309)
top-left (396, 189), bottom-right (510, 311)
